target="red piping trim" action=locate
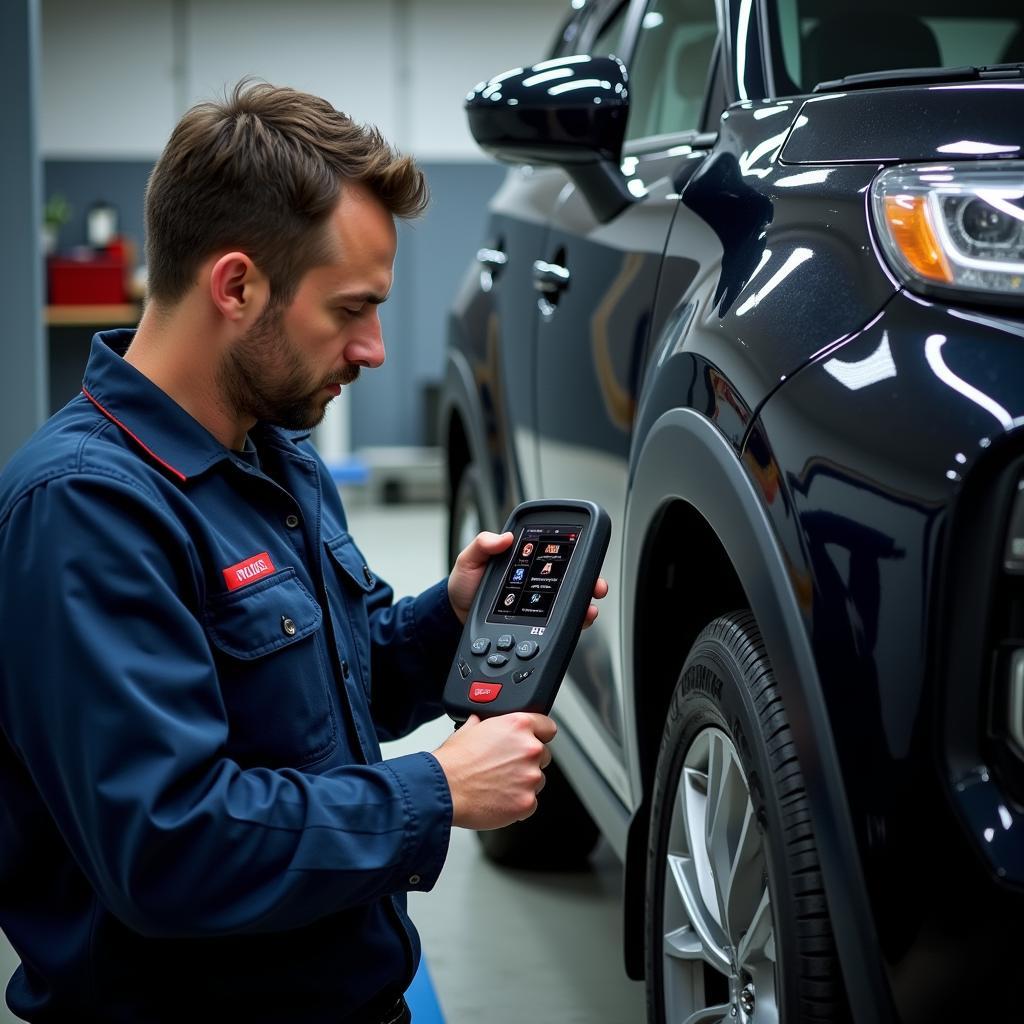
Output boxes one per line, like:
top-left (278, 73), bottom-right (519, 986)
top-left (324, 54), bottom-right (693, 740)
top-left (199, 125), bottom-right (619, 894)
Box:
top-left (81, 386), bottom-right (188, 482)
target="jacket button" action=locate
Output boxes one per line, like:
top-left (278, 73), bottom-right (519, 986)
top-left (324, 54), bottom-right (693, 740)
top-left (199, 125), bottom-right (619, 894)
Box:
top-left (285, 514), bottom-right (300, 528)
top-left (362, 565), bottom-right (374, 586)
top-left (341, 659), bottom-right (350, 679)
top-left (281, 616), bottom-right (297, 636)
top-left (408, 874), bottom-right (421, 886)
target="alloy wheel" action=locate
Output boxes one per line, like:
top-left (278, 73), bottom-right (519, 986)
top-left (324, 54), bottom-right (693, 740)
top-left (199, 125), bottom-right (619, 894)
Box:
top-left (660, 727), bottom-right (778, 1024)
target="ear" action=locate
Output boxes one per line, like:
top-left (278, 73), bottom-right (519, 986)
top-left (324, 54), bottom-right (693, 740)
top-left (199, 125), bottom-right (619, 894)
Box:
top-left (208, 252), bottom-right (269, 323)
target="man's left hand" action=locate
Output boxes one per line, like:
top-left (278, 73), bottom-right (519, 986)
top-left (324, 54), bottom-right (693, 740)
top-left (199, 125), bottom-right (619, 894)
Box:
top-left (447, 531), bottom-right (609, 626)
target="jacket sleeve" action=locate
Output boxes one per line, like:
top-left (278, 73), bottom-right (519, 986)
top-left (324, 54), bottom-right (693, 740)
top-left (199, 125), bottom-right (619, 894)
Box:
top-left (0, 470), bottom-right (452, 939)
top-left (362, 571), bottom-right (464, 742)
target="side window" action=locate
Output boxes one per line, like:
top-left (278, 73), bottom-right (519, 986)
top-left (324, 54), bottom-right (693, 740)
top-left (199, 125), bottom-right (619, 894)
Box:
top-left (591, 3), bottom-right (628, 58)
top-left (550, 10), bottom-right (586, 58)
top-left (625, 0), bottom-right (718, 142)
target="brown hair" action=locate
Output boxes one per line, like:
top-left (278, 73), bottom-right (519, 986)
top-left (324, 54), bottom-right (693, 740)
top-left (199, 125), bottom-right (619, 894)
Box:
top-left (144, 79), bottom-right (428, 306)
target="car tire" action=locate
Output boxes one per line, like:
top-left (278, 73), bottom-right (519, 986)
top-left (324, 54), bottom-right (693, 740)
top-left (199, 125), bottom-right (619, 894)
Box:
top-left (645, 611), bottom-right (846, 1023)
top-left (477, 755), bottom-right (600, 870)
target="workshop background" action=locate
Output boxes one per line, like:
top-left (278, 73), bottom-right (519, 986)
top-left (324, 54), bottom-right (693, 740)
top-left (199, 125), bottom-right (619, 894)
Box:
top-left (0, 0), bottom-right (644, 1021)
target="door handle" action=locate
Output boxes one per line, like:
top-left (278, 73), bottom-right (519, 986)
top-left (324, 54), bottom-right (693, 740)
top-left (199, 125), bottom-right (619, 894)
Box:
top-left (476, 247), bottom-right (508, 273)
top-left (532, 259), bottom-right (570, 295)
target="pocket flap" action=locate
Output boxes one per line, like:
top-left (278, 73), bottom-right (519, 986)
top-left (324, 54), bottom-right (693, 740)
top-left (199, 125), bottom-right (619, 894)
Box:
top-left (325, 533), bottom-right (376, 593)
top-left (203, 569), bottom-right (322, 659)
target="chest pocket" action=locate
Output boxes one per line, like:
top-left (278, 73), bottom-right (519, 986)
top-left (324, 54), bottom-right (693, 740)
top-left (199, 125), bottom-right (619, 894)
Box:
top-left (324, 533), bottom-right (376, 694)
top-left (203, 569), bottom-right (337, 769)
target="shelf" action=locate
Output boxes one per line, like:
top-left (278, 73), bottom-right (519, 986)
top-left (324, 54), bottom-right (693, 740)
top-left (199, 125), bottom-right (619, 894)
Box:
top-left (46, 304), bottom-right (139, 327)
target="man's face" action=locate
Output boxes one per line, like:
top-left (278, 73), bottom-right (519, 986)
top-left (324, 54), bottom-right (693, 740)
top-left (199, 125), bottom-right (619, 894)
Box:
top-left (220, 183), bottom-right (397, 432)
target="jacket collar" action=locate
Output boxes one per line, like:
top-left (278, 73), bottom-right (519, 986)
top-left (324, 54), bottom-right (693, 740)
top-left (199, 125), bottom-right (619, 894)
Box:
top-left (81, 330), bottom-right (309, 481)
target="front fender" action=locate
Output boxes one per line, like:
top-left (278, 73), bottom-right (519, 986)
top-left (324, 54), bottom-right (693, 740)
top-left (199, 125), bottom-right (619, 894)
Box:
top-left (621, 406), bottom-right (897, 1024)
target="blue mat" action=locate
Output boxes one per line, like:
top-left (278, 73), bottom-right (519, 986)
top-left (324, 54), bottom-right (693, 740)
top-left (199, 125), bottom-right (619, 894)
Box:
top-left (325, 456), bottom-right (370, 485)
top-left (405, 957), bottom-right (445, 1023)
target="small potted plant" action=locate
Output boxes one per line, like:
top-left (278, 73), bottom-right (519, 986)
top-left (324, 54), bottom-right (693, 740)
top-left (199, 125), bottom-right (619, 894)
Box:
top-left (42, 193), bottom-right (72, 256)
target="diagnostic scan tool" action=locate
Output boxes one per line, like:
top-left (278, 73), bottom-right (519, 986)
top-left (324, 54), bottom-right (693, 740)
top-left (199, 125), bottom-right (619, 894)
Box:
top-left (444, 499), bottom-right (610, 721)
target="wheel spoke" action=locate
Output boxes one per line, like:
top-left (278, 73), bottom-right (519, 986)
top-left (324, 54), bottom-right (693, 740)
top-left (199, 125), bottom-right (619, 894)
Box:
top-left (666, 853), bottom-right (731, 972)
top-left (747, 962), bottom-right (780, 1024)
top-left (663, 923), bottom-right (705, 960)
top-left (680, 1003), bottom-right (731, 1024)
top-left (722, 797), bottom-right (764, 944)
top-left (704, 736), bottom-right (741, 938)
top-left (736, 888), bottom-right (780, 1024)
top-left (736, 885), bottom-right (774, 968)
top-left (681, 764), bottom-right (724, 936)
top-left (703, 737), bottom-right (763, 949)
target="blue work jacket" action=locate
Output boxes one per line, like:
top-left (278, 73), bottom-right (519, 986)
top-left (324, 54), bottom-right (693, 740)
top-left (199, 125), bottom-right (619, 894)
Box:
top-left (0, 331), bottom-right (459, 1022)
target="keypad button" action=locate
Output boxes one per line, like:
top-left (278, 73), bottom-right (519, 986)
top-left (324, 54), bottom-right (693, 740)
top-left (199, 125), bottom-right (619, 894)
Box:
top-left (515, 640), bottom-right (539, 660)
top-left (470, 637), bottom-right (491, 655)
top-left (469, 682), bottom-right (502, 703)
top-left (458, 659), bottom-right (471, 679)
top-left (486, 653), bottom-right (509, 668)
top-left (496, 634), bottom-right (515, 651)
top-left (512, 669), bottom-right (534, 684)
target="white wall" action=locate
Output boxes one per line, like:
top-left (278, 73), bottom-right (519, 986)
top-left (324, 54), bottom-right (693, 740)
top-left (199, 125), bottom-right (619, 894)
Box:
top-left (40, 0), bottom-right (567, 160)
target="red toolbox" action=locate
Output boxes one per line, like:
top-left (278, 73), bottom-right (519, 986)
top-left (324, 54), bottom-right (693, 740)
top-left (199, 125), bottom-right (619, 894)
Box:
top-left (48, 255), bottom-right (127, 304)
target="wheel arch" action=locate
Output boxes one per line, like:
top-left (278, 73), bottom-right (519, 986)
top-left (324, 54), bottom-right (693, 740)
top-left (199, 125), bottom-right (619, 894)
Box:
top-left (440, 348), bottom-right (502, 533)
top-left (620, 407), bottom-right (897, 1024)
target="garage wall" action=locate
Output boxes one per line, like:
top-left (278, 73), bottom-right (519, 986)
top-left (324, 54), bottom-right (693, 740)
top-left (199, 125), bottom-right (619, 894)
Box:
top-left (41, 0), bottom-right (564, 158)
top-left (38, 0), bottom-right (565, 446)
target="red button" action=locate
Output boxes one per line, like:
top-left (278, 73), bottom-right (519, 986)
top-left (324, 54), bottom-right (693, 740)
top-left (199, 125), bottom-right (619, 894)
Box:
top-left (469, 682), bottom-right (502, 703)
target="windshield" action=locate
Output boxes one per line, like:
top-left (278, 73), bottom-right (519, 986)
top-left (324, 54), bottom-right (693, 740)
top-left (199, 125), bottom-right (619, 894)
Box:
top-left (769, 1), bottom-right (1023, 93)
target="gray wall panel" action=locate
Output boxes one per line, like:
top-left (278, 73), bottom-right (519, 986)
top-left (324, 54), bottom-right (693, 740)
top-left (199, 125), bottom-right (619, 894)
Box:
top-left (350, 162), bottom-right (505, 449)
top-left (0, 0), bottom-right (46, 470)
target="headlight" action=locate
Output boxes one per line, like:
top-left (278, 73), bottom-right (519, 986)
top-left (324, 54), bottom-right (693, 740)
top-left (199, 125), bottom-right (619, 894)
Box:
top-left (871, 162), bottom-right (1024, 304)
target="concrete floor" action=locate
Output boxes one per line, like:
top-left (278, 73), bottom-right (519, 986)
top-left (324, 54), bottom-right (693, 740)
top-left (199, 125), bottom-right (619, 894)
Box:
top-left (0, 500), bottom-right (644, 1023)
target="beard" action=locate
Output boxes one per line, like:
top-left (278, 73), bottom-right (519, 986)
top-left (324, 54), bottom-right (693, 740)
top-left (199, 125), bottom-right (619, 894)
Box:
top-left (218, 303), bottom-right (359, 431)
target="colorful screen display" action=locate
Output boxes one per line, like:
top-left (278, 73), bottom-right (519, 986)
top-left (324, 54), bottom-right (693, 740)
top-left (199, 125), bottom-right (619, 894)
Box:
top-left (486, 524), bottom-right (583, 625)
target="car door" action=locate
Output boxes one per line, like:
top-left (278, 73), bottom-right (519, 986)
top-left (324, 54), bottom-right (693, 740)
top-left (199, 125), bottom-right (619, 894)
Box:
top-left (449, 0), bottom-right (629, 512)
top-left (532, 0), bottom-right (722, 804)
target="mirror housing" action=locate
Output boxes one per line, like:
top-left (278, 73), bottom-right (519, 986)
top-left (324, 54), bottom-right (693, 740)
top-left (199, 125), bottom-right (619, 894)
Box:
top-left (465, 56), bottom-right (633, 222)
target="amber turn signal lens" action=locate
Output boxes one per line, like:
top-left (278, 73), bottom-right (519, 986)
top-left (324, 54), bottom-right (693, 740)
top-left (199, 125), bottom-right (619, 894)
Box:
top-left (882, 195), bottom-right (953, 283)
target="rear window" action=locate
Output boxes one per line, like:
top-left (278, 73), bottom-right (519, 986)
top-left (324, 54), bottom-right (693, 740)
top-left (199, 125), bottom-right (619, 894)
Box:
top-left (770, 1), bottom-right (1023, 92)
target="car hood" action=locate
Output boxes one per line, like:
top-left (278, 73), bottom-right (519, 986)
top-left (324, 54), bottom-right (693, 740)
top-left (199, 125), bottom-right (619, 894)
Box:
top-left (779, 82), bottom-right (1024, 165)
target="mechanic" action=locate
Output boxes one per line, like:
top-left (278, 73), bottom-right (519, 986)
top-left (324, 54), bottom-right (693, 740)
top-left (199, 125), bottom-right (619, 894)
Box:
top-left (0, 81), bottom-right (605, 1023)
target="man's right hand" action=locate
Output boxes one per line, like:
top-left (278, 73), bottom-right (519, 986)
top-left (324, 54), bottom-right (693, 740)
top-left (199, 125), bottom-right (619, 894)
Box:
top-left (432, 713), bottom-right (557, 830)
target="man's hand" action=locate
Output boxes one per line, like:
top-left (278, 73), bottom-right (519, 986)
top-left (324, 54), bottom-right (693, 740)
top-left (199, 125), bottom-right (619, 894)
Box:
top-left (447, 530), bottom-right (609, 626)
top-left (447, 531), bottom-right (514, 624)
top-left (432, 713), bottom-right (557, 829)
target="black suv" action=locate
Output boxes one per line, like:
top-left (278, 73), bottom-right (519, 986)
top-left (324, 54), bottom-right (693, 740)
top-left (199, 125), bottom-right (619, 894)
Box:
top-left (440, 2), bottom-right (1024, 1021)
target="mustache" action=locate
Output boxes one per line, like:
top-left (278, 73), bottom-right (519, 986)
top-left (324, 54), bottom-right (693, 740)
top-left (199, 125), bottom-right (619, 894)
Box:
top-left (324, 366), bottom-right (360, 387)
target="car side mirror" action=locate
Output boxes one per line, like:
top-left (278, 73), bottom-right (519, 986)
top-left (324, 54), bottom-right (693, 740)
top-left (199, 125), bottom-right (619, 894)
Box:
top-left (465, 55), bottom-right (633, 222)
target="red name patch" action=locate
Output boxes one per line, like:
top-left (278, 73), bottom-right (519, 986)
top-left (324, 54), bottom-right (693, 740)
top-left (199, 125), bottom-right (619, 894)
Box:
top-left (222, 551), bottom-right (276, 591)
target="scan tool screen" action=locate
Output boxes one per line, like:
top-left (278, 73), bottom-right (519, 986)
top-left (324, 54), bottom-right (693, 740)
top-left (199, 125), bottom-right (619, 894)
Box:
top-left (487, 524), bottom-right (582, 625)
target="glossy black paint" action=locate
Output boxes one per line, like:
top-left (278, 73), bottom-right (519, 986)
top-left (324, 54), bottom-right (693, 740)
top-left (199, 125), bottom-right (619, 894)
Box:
top-left (466, 55), bottom-right (630, 166)
top-left (466, 56), bottom-right (634, 222)
top-left (750, 292), bottom-right (1024, 1017)
top-left (446, 166), bottom-right (569, 516)
top-left (651, 112), bottom-right (899, 444)
top-left (781, 83), bottom-right (1024, 164)
top-left (442, 0), bottom-right (1024, 1019)
top-left (531, 144), bottom-right (696, 745)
